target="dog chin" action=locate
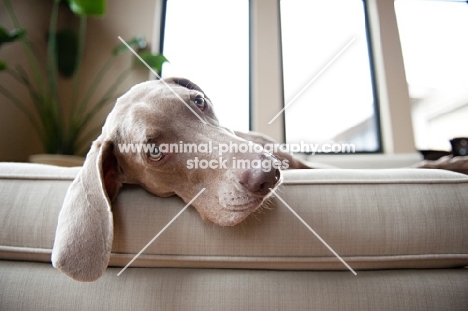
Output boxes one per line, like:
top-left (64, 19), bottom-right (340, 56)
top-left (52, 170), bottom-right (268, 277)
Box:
top-left (215, 209), bottom-right (256, 226)
top-left (213, 200), bottom-right (263, 226)
top-left (214, 187), bottom-right (278, 226)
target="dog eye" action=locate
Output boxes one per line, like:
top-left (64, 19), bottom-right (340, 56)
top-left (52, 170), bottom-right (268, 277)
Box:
top-left (148, 146), bottom-right (164, 161)
top-left (193, 95), bottom-right (205, 109)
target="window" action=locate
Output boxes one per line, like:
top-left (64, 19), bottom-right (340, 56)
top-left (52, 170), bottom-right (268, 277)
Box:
top-left (395, 0), bottom-right (468, 152)
top-left (161, 0), bottom-right (381, 153)
top-left (161, 0), bottom-right (249, 132)
top-left (280, 0), bottom-right (381, 152)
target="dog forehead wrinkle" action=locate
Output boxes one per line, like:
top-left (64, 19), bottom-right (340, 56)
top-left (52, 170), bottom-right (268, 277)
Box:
top-left (123, 102), bottom-right (168, 140)
top-left (116, 82), bottom-right (157, 105)
top-left (158, 86), bottom-right (206, 106)
top-left (157, 85), bottom-right (188, 99)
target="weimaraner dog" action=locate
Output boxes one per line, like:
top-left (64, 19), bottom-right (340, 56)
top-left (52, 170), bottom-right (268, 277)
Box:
top-left (52, 77), bottom-right (468, 282)
top-left (52, 77), bottom-right (312, 282)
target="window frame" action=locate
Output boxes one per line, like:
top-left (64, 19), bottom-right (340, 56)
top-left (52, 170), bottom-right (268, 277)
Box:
top-left (362, 0), bottom-right (384, 154)
top-left (155, 0), bottom-right (416, 155)
top-left (279, 0), bottom-right (384, 154)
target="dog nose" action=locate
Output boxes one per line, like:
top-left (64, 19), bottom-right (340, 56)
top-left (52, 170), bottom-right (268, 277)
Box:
top-left (238, 165), bottom-right (281, 196)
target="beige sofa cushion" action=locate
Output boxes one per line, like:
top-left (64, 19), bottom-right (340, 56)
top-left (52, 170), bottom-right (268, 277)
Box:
top-left (2, 261), bottom-right (468, 310)
top-left (1, 162), bottom-right (467, 271)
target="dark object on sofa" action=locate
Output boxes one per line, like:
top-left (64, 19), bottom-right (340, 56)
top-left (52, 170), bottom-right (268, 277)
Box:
top-left (419, 137), bottom-right (468, 160)
top-left (418, 150), bottom-right (452, 161)
top-left (450, 137), bottom-right (468, 157)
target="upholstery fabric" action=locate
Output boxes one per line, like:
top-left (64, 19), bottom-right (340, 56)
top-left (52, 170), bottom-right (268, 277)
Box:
top-left (1, 261), bottom-right (468, 311)
top-left (1, 162), bottom-right (467, 270)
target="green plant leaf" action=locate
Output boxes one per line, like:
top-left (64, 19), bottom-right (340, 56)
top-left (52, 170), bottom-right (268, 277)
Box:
top-left (67, 0), bottom-right (106, 16)
top-left (0, 27), bottom-right (26, 71)
top-left (112, 36), bottom-right (147, 55)
top-left (54, 28), bottom-right (79, 77)
top-left (0, 27), bottom-right (25, 47)
top-left (136, 51), bottom-right (169, 74)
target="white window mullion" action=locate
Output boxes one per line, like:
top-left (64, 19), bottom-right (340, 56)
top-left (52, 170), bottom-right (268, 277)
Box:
top-left (250, 0), bottom-right (285, 142)
top-left (367, 0), bottom-right (415, 153)
top-left (151, 0), bottom-right (165, 80)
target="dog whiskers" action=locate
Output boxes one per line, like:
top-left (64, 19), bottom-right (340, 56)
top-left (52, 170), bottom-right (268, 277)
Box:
top-left (247, 212), bottom-right (262, 223)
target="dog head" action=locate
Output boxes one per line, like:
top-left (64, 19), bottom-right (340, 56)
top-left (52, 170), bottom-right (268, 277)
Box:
top-left (52, 77), bottom-right (282, 281)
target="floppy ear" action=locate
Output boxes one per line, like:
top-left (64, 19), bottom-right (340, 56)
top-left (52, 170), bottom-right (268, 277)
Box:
top-left (52, 140), bottom-right (121, 282)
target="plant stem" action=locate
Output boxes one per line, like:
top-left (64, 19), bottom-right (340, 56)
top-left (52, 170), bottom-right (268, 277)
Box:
top-left (82, 66), bottom-right (133, 126)
top-left (70, 15), bottom-right (88, 115)
top-left (74, 66), bottom-right (133, 152)
top-left (0, 84), bottom-right (45, 142)
top-left (3, 0), bottom-right (45, 96)
top-left (75, 123), bottom-right (105, 155)
top-left (8, 66), bottom-right (45, 117)
top-left (75, 55), bottom-right (117, 119)
top-left (71, 54), bottom-right (117, 141)
top-left (46, 0), bottom-right (60, 124)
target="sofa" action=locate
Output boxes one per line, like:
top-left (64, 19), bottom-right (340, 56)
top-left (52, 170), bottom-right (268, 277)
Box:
top-left (1, 161), bottom-right (467, 310)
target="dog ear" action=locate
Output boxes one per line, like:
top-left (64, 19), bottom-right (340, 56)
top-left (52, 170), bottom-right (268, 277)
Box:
top-left (52, 140), bottom-right (121, 282)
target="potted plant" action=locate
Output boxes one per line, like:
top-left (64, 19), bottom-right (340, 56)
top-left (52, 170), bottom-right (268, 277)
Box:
top-left (0, 0), bottom-right (167, 165)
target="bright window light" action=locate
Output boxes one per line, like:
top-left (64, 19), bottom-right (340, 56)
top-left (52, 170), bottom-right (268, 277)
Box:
top-left (161, 0), bottom-right (249, 132)
top-left (280, 0), bottom-right (380, 152)
top-left (395, 0), bottom-right (468, 151)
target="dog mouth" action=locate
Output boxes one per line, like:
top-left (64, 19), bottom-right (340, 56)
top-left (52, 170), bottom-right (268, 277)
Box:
top-left (211, 171), bottom-right (282, 226)
top-left (214, 198), bottom-right (265, 227)
top-left (221, 172), bottom-right (281, 213)
top-left (210, 189), bottom-right (279, 226)
top-left (223, 198), bottom-right (264, 212)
